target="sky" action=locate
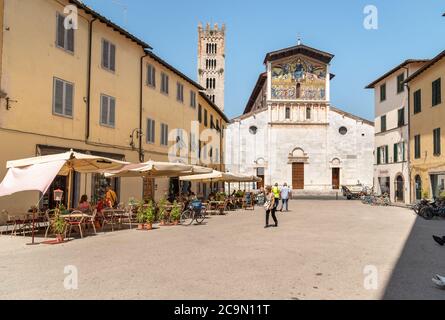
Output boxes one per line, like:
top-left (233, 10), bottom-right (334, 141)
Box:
top-left (83, 0), bottom-right (445, 121)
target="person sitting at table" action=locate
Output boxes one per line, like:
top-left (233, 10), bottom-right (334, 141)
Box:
top-left (77, 195), bottom-right (92, 213)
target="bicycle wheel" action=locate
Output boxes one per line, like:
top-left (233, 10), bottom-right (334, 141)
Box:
top-left (180, 210), bottom-right (194, 226)
top-left (195, 209), bottom-right (206, 224)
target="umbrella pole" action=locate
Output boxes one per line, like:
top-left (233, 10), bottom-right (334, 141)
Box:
top-left (67, 168), bottom-right (73, 210)
top-left (27, 194), bottom-right (45, 246)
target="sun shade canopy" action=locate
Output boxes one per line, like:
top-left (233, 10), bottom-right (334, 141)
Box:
top-left (0, 151), bottom-right (129, 197)
top-left (104, 161), bottom-right (213, 178)
top-left (180, 170), bottom-right (262, 183)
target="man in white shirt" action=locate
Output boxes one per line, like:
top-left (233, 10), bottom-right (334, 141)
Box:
top-left (280, 183), bottom-right (291, 212)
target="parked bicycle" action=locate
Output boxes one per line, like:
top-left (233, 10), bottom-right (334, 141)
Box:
top-left (414, 198), bottom-right (445, 220)
top-left (180, 200), bottom-right (207, 226)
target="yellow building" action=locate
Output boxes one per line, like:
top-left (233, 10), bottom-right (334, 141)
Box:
top-left (406, 50), bottom-right (445, 201)
top-left (0, 0), bottom-right (227, 212)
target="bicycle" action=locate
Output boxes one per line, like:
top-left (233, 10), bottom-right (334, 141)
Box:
top-left (180, 201), bottom-right (207, 226)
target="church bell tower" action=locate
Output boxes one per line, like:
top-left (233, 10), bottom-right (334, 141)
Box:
top-left (198, 22), bottom-right (226, 111)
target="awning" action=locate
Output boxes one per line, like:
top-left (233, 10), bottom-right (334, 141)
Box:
top-left (180, 170), bottom-right (262, 183)
top-left (104, 161), bottom-right (213, 178)
top-left (0, 150), bottom-right (129, 197)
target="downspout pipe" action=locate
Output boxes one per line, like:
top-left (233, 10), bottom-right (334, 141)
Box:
top-left (86, 18), bottom-right (97, 141)
top-left (403, 66), bottom-right (411, 203)
top-left (139, 50), bottom-right (150, 162)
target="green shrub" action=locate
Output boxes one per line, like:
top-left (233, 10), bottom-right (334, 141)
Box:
top-left (145, 201), bottom-right (155, 224)
top-left (157, 198), bottom-right (168, 221)
top-left (170, 201), bottom-right (181, 221)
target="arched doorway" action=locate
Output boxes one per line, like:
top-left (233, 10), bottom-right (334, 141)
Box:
top-left (415, 175), bottom-right (422, 201)
top-left (395, 174), bottom-right (404, 203)
top-left (288, 148), bottom-right (308, 190)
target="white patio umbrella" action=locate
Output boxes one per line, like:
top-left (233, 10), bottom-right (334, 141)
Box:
top-left (104, 161), bottom-right (212, 178)
top-left (0, 150), bottom-right (129, 244)
top-left (180, 170), bottom-right (262, 183)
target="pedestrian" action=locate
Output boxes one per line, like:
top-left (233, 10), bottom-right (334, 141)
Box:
top-left (272, 183), bottom-right (281, 201)
top-left (280, 183), bottom-right (291, 212)
top-left (264, 186), bottom-right (278, 228)
top-left (105, 185), bottom-right (117, 208)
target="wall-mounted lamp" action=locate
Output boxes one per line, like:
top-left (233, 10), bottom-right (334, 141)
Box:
top-left (130, 128), bottom-right (144, 150)
top-left (6, 97), bottom-right (17, 110)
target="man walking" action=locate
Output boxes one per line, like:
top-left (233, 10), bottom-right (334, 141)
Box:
top-left (280, 183), bottom-right (291, 212)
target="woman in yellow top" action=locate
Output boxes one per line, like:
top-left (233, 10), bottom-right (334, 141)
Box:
top-left (105, 185), bottom-right (117, 208)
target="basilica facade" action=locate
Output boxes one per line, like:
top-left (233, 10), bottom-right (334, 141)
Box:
top-left (225, 43), bottom-right (375, 192)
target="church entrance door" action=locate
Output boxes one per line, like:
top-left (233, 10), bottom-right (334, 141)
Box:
top-left (292, 163), bottom-right (305, 189)
top-left (332, 168), bottom-right (340, 190)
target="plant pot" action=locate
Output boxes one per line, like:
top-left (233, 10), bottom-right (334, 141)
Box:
top-left (172, 220), bottom-right (179, 226)
top-left (145, 223), bottom-right (153, 230)
top-left (159, 220), bottom-right (165, 226)
top-left (137, 223), bottom-right (145, 230)
top-left (56, 234), bottom-right (64, 243)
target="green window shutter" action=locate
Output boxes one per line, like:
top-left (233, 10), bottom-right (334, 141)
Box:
top-left (385, 145), bottom-right (389, 164)
top-left (377, 148), bottom-right (381, 165)
top-left (394, 144), bottom-right (398, 163)
top-left (402, 142), bottom-right (406, 161)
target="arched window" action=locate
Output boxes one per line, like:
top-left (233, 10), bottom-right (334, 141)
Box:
top-left (296, 83), bottom-right (301, 99)
top-left (306, 107), bottom-right (311, 120)
top-left (214, 44), bottom-right (217, 54)
top-left (285, 107), bottom-right (291, 120)
top-left (206, 78), bottom-right (210, 89)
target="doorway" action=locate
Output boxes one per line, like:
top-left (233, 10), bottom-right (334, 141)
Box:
top-left (257, 167), bottom-right (265, 189)
top-left (395, 175), bottom-right (404, 202)
top-left (292, 163), bottom-right (305, 189)
top-left (332, 168), bottom-right (340, 190)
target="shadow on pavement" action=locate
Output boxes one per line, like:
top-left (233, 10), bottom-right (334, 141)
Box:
top-left (382, 215), bottom-right (445, 299)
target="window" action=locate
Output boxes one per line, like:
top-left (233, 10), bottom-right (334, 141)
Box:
top-left (434, 128), bottom-right (441, 156)
top-left (285, 107), bottom-right (291, 119)
top-left (377, 145), bottom-right (389, 164)
top-left (190, 91), bottom-right (197, 108)
top-left (53, 78), bottom-right (74, 117)
top-left (306, 107), bottom-right (311, 120)
top-left (432, 78), bottom-right (442, 106)
top-left (414, 134), bottom-right (421, 159)
top-left (161, 123), bottom-right (169, 146)
top-left (397, 73), bottom-right (405, 94)
top-left (380, 83), bottom-right (386, 102)
top-left (397, 108), bottom-right (405, 127)
top-left (100, 95), bottom-right (116, 127)
top-left (210, 115), bottom-right (214, 129)
top-left (56, 13), bottom-right (74, 53)
top-left (204, 109), bottom-right (208, 127)
top-left (414, 89), bottom-right (422, 114)
top-left (147, 64), bottom-right (156, 87)
top-left (102, 39), bottom-right (116, 72)
top-left (198, 104), bottom-right (202, 123)
top-left (394, 143), bottom-right (399, 163)
top-left (381, 115), bottom-right (387, 132)
top-left (176, 82), bottom-right (184, 102)
top-left (161, 73), bottom-right (169, 94)
top-left (339, 127), bottom-right (348, 135)
top-left (146, 118), bottom-right (155, 144)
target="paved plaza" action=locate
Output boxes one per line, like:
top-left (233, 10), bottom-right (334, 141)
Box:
top-left (0, 200), bottom-right (444, 300)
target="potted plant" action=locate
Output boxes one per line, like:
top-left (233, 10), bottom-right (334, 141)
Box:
top-left (52, 212), bottom-right (66, 243)
top-left (144, 201), bottom-right (155, 230)
top-left (170, 201), bottom-right (181, 226)
top-left (136, 204), bottom-right (146, 230)
top-left (157, 198), bottom-right (168, 226)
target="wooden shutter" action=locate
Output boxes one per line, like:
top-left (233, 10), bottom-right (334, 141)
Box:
top-left (109, 98), bottom-right (115, 126)
top-left (101, 95), bottom-right (108, 124)
top-left (67, 27), bottom-right (74, 52)
top-left (385, 145), bottom-right (389, 164)
top-left (110, 43), bottom-right (116, 71)
top-left (102, 40), bottom-right (109, 69)
top-left (54, 79), bottom-right (64, 115)
top-left (57, 14), bottom-right (65, 48)
top-left (64, 82), bottom-right (73, 117)
top-left (377, 148), bottom-right (381, 165)
top-left (394, 144), bottom-right (398, 163)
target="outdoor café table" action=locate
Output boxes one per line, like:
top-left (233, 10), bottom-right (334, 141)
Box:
top-left (102, 209), bottom-right (127, 231)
